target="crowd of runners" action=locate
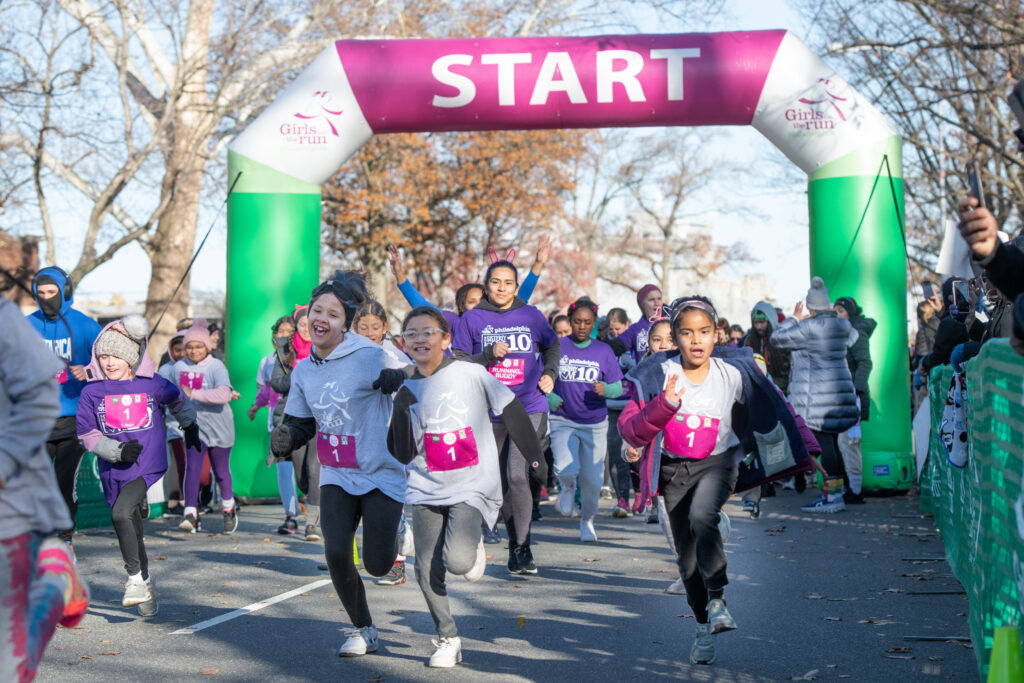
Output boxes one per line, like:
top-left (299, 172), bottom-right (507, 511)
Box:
top-left (4, 234), bottom-right (884, 678)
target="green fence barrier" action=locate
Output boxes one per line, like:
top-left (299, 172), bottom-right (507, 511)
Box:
top-left (73, 451), bottom-right (166, 530)
top-left (920, 340), bottom-right (1024, 679)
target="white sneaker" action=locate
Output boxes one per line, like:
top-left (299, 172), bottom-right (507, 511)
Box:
top-left (557, 481), bottom-right (577, 517)
top-left (580, 518), bottom-right (598, 542)
top-left (122, 573), bottom-right (152, 607)
top-left (399, 520), bottom-right (415, 556)
top-left (338, 625), bottom-right (378, 657)
top-left (717, 511), bottom-right (731, 544)
top-left (666, 577), bottom-right (685, 595)
top-left (464, 538), bottom-right (486, 582)
top-left (428, 636), bottom-right (462, 668)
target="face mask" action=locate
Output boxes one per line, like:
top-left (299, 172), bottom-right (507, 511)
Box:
top-left (39, 295), bottom-right (62, 321)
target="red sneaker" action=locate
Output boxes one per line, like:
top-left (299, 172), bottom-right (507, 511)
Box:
top-left (37, 539), bottom-right (89, 628)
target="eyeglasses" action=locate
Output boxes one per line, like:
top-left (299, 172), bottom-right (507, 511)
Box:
top-left (400, 328), bottom-right (445, 342)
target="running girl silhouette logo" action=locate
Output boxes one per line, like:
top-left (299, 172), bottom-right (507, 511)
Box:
top-left (280, 91), bottom-right (344, 145)
top-left (785, 78), bottom-right (850, 132)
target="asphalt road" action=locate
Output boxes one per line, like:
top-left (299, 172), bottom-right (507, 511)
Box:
top-left (36, 487), bottom-right (977, 681)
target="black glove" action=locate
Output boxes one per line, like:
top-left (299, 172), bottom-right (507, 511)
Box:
top-left (270, 424), bottom-right (294, 458)
top-left (393, 385), bottom-right (418, 414)
top-left (120, 440), bottom-right (143, 465)
top-left (372, 368), bottom-right (406, 394)
top-left (183, 422), bottom-right (202, 452)
top-left (858, 393), bottom-right (870, 422)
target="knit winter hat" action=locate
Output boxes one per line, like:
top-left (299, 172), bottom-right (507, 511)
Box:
top-left (805, 276), bottom-right (832, 311)
top-left (95, 315), bottom-right (149, 369)
top-left (636, 284), bottom-right (661, 311)
top-left (183, 319), bottom-right (213, 351)
top-left (834, 296), bottom-right (861, 318)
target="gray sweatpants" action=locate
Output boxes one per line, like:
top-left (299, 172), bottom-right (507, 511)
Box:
top-left (410, 503), bottom-right (484, 638)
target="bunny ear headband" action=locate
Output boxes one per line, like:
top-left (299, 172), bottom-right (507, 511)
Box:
top-left (488, 247), bottom-right (516, 265)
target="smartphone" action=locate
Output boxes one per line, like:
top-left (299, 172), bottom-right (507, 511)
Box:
top-left (965, 160), bottom-right (987, 209)
top-left (1009, 78), bottom-right (1024, 130)
top-left (952, 280), bottom-right (971, 313)
top-left (922, 282), bottom-right (935, 300)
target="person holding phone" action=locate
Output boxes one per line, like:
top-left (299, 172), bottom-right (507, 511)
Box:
top-left (919, 277), bottom-right (985, 376)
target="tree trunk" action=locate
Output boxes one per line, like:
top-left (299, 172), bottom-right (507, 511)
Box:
top-left (142, 0), bottom-right (214, 361)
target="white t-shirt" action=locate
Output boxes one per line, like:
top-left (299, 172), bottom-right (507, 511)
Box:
top-left (402, 361), bottom-right (514, 526)
top-left (660, 357), bottom-right (744, 458)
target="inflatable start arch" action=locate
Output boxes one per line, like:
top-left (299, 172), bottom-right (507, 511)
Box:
top-left (225, 30), bottom-right (912, 498)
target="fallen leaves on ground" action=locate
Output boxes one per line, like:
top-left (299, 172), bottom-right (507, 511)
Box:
top-left (823, 617), bottom-right (842, 622)
top-left (583, 557), bottom-right (600, 562)
top-left (858, 618), bottom-right (896, 625)
top-left (98, 651), bottom-right (121, 656)
top-left (517, 616), bottom-right (526, 628)
top-left (199, 668), bottom-right (219, 675)
top-left (765, 525), bottom-right (787, 535)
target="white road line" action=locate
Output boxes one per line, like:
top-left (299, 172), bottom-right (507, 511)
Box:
top-left (171, 578), bottom-right (332, 635)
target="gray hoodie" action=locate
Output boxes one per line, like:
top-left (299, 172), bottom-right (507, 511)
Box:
top-left (0, 297), bottom-right (73, 538)
top-left (284, 332), bottom-right (404, 502)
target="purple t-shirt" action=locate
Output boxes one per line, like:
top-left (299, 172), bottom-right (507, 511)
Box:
top-left (617, 317), bottom-right (654, 364)
top-left (77, 376), bottom-right (183, 507)
top-left (452, 304), bottom-right (557, 415)
top-left (553, 338), bottom-right (623, 424)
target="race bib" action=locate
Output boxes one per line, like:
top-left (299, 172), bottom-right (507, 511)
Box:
top-left (180, 371), bottom-right (204, 390)
top-left (663, 413), bottom-right (719, 460)
top-left (316, 432), bottom-right (358, 469)
top-left (424, 426), bottom-right (479, 472)
top-left (103, 393), bottom-right (151, 430)
top-left (56, 367), bottom-right (68, 384)
top-left (489, 358), bottom-right (525, 386)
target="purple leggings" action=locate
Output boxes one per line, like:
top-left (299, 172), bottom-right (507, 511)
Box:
top-left (184, 441), bottom-right (233, 509)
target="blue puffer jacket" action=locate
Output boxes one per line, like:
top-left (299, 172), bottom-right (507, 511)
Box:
top-left (770, 311), bottom-right (859, 433)
top-left (25, 267), bottom-right (102, 417)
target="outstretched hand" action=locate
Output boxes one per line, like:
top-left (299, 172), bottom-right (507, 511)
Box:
top-left (386, 244), bottom-right (407, 282)
top-left (793, 301), bottom-right (806, 321)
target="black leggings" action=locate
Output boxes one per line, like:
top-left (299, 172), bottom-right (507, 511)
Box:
top-left (660, 451), bottom-right (739, 624)
top-left (111, 477), bottom-right (149, 578)
top-left (321, 485), bottom-right (404, 628)
top-left (46, 417), bottom-right (84, 542)
top-left (493, 412), bottom-right (546, 547)
top-left (810, 429), bottom-right (845, 479)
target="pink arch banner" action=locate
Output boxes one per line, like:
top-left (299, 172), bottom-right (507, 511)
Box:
top-left (338, 32), bottom-right (784, 132)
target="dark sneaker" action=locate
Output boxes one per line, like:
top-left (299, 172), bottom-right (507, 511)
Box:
top-left (482, 525), bottom-right (501, 544)
top-left (742, 500), bottom-right (760, 519)
top-left (794, 474), bottom-right (807, 493)
top-left (507, 543), bottom-right (520, 574)
top-left (305, 524), bottom-right (322, 542)
top-left (178, 513), bottom-right (200, 534)
top-left (843, 491), bottom-right (866, 505)
top-left (514, 545), bottom-right (537, 575)
top-left (141, 498), bottom-right (150, 520)
top-left (278, 516), bottom-right (299, 535)
top-left (377, 561), bottom-right (406, 586)
top-left (222, 508), bottom-right (238, 535)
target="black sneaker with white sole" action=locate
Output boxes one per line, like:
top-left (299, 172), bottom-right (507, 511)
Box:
top-left (178, 513), bottom-right (200, 533)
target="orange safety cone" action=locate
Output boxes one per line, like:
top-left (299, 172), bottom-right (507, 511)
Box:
top-left (987, 626), bottom-right (1024, 683)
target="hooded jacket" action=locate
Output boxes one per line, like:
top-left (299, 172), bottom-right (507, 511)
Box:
top-left (743, 300), bottom-right (792, 394)
top-left (618, 345), bottom-right (814, 506)
top-left (770, 311), bottom-right (860, 433)
top-left (0, 296), bottom-right (73, 538)
top-left (25, 267), bottom-right (102, 418)
top-left (278, 332), bottom-right (405, 503)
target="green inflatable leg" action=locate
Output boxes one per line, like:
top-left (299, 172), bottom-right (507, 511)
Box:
top-left (807, 138), bottom-right (913, 491)
top-left (225, 151), bottom-right (322, 500)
